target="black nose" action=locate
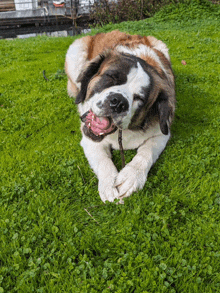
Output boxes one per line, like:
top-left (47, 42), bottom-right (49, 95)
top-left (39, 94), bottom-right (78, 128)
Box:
top-left (109, 94), bottom-right (129, 114)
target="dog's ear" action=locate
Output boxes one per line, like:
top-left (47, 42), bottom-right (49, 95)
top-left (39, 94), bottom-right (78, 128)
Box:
top-left (75, 54), bottom-right (105, 104)
top-left (157, 90), bottom-right (174, 135)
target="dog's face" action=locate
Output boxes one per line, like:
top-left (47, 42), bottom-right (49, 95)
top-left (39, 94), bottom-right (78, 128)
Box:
top-left (76, 51), bottom-right (174, 141)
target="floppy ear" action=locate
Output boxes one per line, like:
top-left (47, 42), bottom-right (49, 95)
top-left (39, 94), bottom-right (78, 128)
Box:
top-left (75, 54), bottom-right (105, 104)
top-left (157, 91), bottom-right (172, 135)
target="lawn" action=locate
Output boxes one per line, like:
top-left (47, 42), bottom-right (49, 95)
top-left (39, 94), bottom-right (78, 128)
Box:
top-left (0, 1), bottom-right (220, 292)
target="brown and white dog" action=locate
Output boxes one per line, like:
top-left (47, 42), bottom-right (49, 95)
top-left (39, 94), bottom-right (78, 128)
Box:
top-left (65, 30), bottom-right (175, 203)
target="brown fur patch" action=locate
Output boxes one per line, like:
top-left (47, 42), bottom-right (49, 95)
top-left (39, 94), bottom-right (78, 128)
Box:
top-left (87, 30), bottom-right (153, 60)
top-left (81, 36), bottom-right (94, 60)
top-left (86, 74), bottom-right (102, 99)
top-left (140, 55), bottom-right (164, 77)
top-left (83, 31), bottom-right (173, 83)
top-left (153, 49), bottom-right (172, 71)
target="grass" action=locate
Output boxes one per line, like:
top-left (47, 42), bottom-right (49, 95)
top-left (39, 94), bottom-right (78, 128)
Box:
top-left (0, 1), bottom-right (220, 292)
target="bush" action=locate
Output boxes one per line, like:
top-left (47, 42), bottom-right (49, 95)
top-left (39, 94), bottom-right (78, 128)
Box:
top-left (90, 0), bottom-right (219, 27)
top-left (90, 0), bottom-right (170, 26)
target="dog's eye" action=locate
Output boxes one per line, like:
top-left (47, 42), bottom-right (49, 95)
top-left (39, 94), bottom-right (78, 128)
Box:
top-left (105, 72), bottom-right (121, 85)
top-left (133, 94), bottom-right (145, 103)
top-left (106, 73), bottom-right (117, 81)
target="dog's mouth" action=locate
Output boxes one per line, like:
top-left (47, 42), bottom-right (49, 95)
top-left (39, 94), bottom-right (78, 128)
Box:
top-left (80, 110), bottom-right (117, 141)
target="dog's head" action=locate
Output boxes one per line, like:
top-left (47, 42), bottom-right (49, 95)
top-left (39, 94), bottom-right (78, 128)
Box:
top-left (75, 50), bottom-right (175, 141)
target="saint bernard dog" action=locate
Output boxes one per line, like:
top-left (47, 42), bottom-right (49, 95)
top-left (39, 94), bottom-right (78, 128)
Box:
top-left (65, 30), bottom-right (175, 203)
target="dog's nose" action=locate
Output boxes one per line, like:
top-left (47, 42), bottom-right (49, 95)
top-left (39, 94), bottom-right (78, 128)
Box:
top-left (109, 94), bottom-right (129, 114)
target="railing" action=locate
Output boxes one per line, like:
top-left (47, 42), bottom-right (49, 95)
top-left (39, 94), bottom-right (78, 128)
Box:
top-left (0, 0), bottom-right (95, 15)
top-left (0, 0), bottom-right (16, 12)
top-left (0, 0), bottom-right (95, 38)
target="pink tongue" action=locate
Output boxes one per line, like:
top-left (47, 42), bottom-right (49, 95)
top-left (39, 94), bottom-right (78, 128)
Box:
top-left (85, 110), bottom-right (115, 136)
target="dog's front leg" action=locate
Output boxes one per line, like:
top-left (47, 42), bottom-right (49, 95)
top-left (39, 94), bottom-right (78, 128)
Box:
top-left (115, 133), bottom-right (170, 201)
top-left (81, 136), bottom-right (119, 202)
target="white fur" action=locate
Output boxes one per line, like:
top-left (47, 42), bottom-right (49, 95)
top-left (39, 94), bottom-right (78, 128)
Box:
top-left (66, 38), bottom-right (89, 95)
top-left (81, 125), bottom-right (170, 203)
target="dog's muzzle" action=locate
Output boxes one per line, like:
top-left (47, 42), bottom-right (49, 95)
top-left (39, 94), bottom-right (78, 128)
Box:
top-left (80, 93), bottom-right (129, 141)
top-left (80, 110), bottom-right (117, 141)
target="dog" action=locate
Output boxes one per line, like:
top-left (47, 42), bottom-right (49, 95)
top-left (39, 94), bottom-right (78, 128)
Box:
top-left (65, 30), bottom-right (175, 203)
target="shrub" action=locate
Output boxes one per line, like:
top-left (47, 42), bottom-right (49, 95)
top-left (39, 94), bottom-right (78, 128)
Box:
top-left (90, 0), bottom-right (219, 27)
top-left (90, 0), bottom-right (171, 26)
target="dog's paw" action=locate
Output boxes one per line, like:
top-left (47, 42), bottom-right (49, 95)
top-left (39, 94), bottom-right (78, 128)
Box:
top-left (98, 177), bottom-right (119, 203)
top-left (115, 165), bottom-right (147, 200)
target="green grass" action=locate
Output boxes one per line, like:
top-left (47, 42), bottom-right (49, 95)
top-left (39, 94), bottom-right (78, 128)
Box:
top-left (0, 1), bottom-right (220, 292)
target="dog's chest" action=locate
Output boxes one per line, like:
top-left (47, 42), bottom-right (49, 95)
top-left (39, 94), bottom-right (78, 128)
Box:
top-left (104, 124), bottom-right (161, 150)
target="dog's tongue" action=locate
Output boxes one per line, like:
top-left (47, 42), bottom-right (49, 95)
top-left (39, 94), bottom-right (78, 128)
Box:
top-left (83, 110), bottom-right (115, 136)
